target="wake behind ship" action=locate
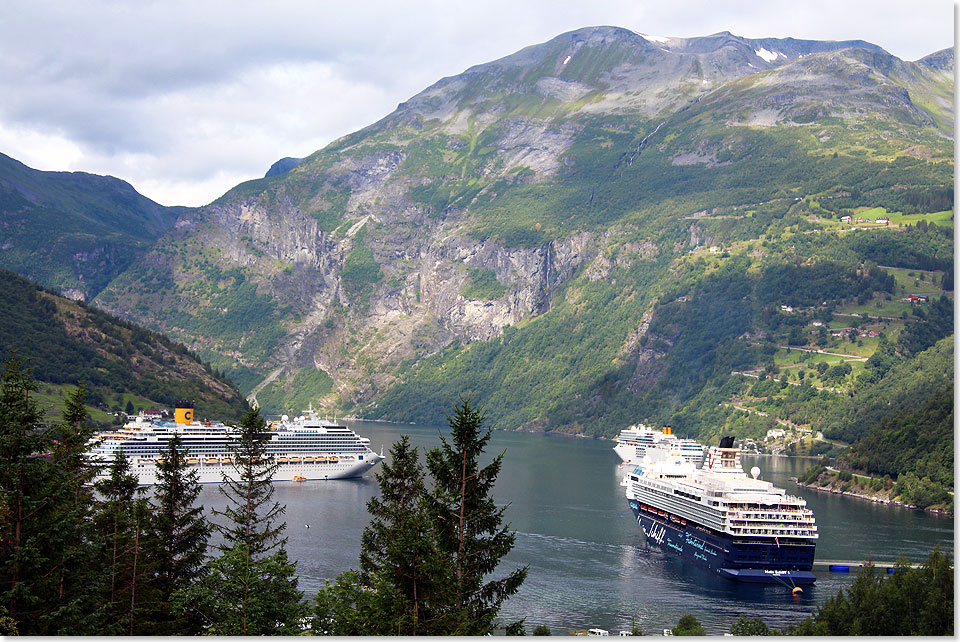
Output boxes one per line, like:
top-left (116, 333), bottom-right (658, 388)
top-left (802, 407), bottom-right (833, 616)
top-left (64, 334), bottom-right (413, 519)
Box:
top-left (623, 436), bottom-right (817, 584)
top-left (87, 402), bottom-right (384, 484)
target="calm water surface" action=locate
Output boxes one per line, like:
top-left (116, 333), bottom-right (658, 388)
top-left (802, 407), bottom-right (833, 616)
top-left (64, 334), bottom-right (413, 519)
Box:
top-left (198, 420), bottom-right (953, 635)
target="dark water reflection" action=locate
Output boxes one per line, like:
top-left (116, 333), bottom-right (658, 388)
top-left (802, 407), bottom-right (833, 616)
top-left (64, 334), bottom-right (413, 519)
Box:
top-left (197, 420), bottom-right (953, 635)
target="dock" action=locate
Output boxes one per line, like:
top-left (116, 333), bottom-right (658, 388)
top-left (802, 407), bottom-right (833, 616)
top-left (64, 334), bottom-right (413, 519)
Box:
top-left (813, 559), bottom-right (921, 573)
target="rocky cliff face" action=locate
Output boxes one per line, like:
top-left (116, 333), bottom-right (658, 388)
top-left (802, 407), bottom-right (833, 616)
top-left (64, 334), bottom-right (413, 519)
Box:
top-left (91, 26), bottom-right (954, 420)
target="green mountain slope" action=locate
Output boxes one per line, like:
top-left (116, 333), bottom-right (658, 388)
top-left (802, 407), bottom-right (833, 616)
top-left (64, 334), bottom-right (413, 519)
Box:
top-left (0, 152), bottom-right (182, 301)
top-left (88, 27), bottom-right (952, 432)
top-left (0, 269), bottom-right (248, 421)
top-left (842, 338), bottom-right (953, 486)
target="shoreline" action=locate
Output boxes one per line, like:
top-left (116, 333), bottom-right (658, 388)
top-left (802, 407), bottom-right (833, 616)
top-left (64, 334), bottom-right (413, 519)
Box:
top-left (791, 478), bottom-right (953, 518)
top-left (342, 419), bottom-right (838, 454)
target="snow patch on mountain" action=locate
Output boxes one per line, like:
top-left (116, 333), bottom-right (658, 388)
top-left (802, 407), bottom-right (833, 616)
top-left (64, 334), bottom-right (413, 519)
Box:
top-left (755, 48), bottom-right (782, 62)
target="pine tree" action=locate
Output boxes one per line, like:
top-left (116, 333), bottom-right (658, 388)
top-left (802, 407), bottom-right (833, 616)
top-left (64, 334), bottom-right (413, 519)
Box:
top-left (359, 435), bottom-right (448, 634)
top-left (91, 450), bottom-right (151, 634)
top-left (45, 384), bottom-right (101, 634)
top-left (144, 433), bottom-right (210, 635)
top-left (424, 398), bottom-right (527, 635)
top-left (216, 407), bottom-right (286, 556)
top-left (786, 547), bottom-right (953, 635)
top-left (177, 407), bottom-right (307, 634)
top-left (0, 358), bottom-right (58, 633)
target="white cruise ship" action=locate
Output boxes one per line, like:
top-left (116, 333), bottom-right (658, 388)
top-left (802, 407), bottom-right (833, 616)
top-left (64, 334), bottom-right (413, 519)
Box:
top-left (613, 424), bottom-right (705, 467)
top-left (623, 436), bottom-right (818, 583)
top-left (86, 403), bottom-right (383, 485)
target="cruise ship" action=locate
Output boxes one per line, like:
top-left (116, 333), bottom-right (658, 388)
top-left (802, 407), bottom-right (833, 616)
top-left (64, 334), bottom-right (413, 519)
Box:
top-left (87, 403), bottom-right (383, 485)
top-left (613, 424), bottom-right (705, 467)
top-left (622, 436), bottom-right (817, 583)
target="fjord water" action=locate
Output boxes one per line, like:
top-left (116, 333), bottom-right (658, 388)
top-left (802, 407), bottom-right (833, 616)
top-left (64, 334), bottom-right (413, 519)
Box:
top-left (198, 420), bottom-right (953, 635)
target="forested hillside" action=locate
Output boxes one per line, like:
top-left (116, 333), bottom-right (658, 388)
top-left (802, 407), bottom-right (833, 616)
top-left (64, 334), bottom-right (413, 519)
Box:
top-left (0, 27), bottom-right (950, 460)
top-left (0, 269), bottom-right (248, 421)
top-left (0, 152), bottom-right (181, 301)
top-left (82, 28), bottom-right (952, 434)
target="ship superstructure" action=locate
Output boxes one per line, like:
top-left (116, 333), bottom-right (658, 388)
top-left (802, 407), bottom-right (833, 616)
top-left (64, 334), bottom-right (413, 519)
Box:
top-left (623, 436), bottom-right (818, 583)
top-left (613, 424), bottom-right (705, 467)
top-left (86, 402), bottom-right (383, 484)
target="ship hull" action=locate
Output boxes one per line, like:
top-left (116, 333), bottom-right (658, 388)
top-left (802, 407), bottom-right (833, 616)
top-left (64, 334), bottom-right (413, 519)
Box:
top-left (97, 457), bottom-right (381, 485)
top-left (628, 499), bottom-right (816, 584)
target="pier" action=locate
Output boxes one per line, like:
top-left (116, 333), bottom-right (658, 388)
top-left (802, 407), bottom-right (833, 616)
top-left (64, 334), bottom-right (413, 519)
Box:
top-left (813, 559), bottom-right (921, 573)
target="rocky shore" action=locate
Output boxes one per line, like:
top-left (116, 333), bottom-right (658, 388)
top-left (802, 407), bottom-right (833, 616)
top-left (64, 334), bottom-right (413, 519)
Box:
top-left (791, 477), bottom-right (953, 517)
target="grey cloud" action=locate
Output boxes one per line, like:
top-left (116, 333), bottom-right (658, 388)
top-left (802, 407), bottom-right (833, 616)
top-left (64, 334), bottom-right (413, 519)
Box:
top-left (0, 0), bottom-right (950, 206)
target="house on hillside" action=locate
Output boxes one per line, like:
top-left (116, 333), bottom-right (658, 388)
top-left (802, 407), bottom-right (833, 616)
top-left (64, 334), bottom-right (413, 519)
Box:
top-left (840, 215), bottom-right (852, 223)
top-left (876, 216), bottom-right (890, 224)
top-left (905, 294), bottom-right (927, 303)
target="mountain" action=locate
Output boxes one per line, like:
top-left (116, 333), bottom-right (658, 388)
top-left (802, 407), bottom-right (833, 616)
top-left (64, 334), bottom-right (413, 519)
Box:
top-left (83, 27), bottom-right (952, 432)
top-left (0, 268), bottom-right (249, 421)
top-left (832, 335), bottom-right (953, 486)
top-left (0, 152), bottom-right (182, 301)
top-left (265, 157), bottom-right (305, 177)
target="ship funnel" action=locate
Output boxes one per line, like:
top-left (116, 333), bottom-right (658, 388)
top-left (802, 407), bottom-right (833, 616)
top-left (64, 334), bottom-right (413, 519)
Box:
top-left (663, 426), bottom-right (672, 435)
top-left (174, 400), bottom-right (195, 424)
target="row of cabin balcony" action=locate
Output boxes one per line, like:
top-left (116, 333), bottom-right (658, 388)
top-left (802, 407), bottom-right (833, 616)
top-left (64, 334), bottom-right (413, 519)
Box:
top-left (727, 508), bottom-right (812, 517)
top-left (729, 526), bottom-right (818, 536)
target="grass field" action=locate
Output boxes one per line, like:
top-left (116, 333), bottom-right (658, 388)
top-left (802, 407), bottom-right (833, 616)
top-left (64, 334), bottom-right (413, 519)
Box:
top-left (33, 383), bottom-right (160, 426)
top-left (849, 207), bottom-right (953, 229)
top-left (774, 348), bottom-right (853, 366)
top-left (882, 266), bottom-right (946, 295)
top-left (840, 299), bottom-right (914, 317)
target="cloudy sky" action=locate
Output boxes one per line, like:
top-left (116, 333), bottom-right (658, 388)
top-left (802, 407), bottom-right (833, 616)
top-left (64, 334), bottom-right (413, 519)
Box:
top-left (0, 0), bottom-right (953, 207)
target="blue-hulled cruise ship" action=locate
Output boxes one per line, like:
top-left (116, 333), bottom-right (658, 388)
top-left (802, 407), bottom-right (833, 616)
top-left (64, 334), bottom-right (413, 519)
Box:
top-left (622, 436), bottom-right (817, 584)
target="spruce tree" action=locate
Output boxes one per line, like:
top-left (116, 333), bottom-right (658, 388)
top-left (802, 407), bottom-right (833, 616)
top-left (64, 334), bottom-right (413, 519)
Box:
top-left (216, 407), bottom-right (286, 556)
top-left (46, 385), bottom-right (101, 634)
top-left (0, 358), bottom-right (58, 633)
top-left (177, 407), bottom-right (307, 634)
top-left (359, 435), bottom-right (448, 634)
top-left (424, 398), bottom-right (527, 635)
top-left (315, 435), bottom-right (445, 636)
top-left (91, 450), bottom-right (152, 634)
top-left (144, 433), bottom-right (210, 635)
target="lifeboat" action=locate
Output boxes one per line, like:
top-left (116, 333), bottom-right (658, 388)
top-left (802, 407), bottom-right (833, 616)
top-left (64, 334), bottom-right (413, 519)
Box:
top-left (293, 476), bottom-right (307, 482)
top-left (187, 458), bottom-right (200, 465)
top-left (289, 457), bottom-right (302, 463)
top-left (303, 456), bottom-right (316, 462)
top-left (205, 458), bottom-right (219, 464)
top-left (328, 457), bottom-right (339, 463)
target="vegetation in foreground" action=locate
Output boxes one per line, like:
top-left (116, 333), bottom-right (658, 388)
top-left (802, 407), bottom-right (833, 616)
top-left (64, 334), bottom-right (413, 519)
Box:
top-left (314, 398), bottom-right (527, 635)
top-left (717, 548), bottom-right (953, 636)
top-left (0, 358), bottom-right (525, 635)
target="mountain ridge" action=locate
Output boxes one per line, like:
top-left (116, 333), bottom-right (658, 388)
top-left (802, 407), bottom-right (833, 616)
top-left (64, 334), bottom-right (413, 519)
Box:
top-left (0, 27), bottom-right (950, 441)
top-left (0, 152), bottom-right (182, 300)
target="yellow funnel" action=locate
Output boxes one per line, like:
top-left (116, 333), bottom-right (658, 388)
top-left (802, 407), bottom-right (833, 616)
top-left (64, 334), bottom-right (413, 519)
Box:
top-left (174, 404), bottom-right (194, 424)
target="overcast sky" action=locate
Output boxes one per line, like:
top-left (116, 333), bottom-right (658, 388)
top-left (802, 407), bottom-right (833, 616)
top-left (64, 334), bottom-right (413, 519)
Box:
top-left (0, 0), bottom-right (953, 207)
